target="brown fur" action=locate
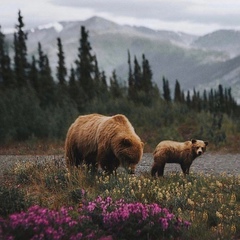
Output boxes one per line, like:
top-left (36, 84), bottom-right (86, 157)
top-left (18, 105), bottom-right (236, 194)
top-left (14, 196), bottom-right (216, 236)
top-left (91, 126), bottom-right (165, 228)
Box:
top-left (151, 139), bottom-right (208, 177)
top-left (65, 113), bottom-right (144, 174)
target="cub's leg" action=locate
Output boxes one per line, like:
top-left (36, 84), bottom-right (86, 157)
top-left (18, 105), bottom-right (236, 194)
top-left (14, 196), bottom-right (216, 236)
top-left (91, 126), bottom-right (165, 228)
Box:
top-left (180, 163), bottom-right (191, 176)
top-left (151, 162), bottom-right (165, 177)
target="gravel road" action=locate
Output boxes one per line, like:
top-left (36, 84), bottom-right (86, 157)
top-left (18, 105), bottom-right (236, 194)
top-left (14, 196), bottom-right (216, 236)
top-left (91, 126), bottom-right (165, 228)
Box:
top-left (137, 152), bottom-right (240, 176)
top-left (0, 152), bottom-right (239, 176)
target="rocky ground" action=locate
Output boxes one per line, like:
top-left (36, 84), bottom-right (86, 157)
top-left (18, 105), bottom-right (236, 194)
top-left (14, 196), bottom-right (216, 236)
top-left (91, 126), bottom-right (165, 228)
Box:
top-left (0, 152), bottom-right (239, 176)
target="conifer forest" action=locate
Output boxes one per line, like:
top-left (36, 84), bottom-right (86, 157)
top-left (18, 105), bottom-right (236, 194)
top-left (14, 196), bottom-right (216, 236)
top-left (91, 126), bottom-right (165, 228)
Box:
top-left (1, 11), bottom-right (240, 150)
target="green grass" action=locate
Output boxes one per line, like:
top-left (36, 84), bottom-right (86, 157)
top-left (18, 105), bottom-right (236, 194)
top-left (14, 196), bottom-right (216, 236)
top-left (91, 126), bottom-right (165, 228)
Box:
top-left (0, 157), bottom-right (239, 239)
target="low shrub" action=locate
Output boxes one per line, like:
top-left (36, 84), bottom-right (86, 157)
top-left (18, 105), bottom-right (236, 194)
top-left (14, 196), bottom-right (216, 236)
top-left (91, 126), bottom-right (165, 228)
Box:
top-left (0, 186), bottom-right (31, 217)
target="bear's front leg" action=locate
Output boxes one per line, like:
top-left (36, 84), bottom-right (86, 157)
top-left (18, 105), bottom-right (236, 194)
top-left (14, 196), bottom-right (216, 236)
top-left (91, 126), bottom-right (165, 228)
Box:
top-left (180, 163), bottom-right (191, 176)
top-left (97, 149), bottom-right (120, 174)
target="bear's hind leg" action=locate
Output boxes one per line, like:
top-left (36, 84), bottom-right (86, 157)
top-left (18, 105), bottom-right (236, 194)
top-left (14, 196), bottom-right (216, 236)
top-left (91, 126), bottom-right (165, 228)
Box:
top-left (69, 144), bottom-right (83, 167)
top-left (151, 164), bottom-right (158, 177)
top-left (151, 163), bottom-right (165, 177)
top-left (85, 152), bottom-right (98, 174)
top-left (157, 163), bottom-right (165, 177)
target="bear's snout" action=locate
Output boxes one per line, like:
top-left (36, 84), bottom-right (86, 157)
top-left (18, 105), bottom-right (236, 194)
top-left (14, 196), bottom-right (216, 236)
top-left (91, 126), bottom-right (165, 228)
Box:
top-left (197, 150), bottom-right (203, 156)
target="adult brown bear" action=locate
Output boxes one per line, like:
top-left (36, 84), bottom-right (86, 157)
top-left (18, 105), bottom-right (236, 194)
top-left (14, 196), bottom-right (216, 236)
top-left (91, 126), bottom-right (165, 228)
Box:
top-left (65, 113), bottom-right (144, 174)
top-left (151, 139), bottom-right (208, 177)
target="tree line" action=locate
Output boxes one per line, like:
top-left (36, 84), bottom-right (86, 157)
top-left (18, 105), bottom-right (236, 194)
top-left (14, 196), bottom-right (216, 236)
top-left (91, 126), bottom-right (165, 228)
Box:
top-left (0, 11), bottom-right (239, 145)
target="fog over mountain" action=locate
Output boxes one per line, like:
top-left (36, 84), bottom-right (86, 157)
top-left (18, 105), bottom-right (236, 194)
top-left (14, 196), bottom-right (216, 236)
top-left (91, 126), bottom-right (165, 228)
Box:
top-left (5, 16), bottom-right (240, 102)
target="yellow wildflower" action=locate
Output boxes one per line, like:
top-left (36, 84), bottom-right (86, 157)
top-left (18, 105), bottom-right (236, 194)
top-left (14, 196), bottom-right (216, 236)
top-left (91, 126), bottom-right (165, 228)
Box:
top-left (217, 223), bottom-right (224, 234)
top-left (216, 180), bottom-right (223, 188)
top-left (216, 211), bottom-right (223, 219)
top-left (202, 211), bottom-right (208, 221)
top-left (218, 193), bottom-right (224, 203)
top-left (201, 187), bottom-right (207, 194)
top-left (190, 210), bottom-right (195, 221)
top-left (231, 225), bottom-right (236, 234)
top-left (230, 193), bottom-right (236, 205)
top-left (187, 198), bottom-right (195, 207)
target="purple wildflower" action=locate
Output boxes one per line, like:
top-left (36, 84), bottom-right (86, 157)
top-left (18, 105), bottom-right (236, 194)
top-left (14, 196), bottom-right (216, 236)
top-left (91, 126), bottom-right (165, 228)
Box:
top-left (0, 196), bottom-right (191, 239)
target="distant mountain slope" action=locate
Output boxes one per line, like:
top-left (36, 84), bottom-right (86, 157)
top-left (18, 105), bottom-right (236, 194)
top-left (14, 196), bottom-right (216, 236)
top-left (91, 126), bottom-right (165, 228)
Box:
top-left (5, 16), bottom-right (240, 102)
top-left (192, 30), bottom-right (240, 58)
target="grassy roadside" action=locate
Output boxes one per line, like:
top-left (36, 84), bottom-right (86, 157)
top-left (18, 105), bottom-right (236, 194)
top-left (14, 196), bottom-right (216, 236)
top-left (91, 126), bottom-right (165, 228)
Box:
top-left (1, 135), bottom-right (240, 155)
top-left (0, 139), bottom-right (65, 155)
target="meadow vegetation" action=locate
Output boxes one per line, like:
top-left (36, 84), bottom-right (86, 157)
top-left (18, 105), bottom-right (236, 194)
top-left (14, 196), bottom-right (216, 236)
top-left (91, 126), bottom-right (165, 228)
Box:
top-left (0, 158), bottom-right (239, 239)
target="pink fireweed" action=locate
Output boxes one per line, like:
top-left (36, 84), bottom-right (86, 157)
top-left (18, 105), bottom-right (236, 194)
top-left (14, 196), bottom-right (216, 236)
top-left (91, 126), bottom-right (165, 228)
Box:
top-left (0, 196), bottom-right (190, 240)
top-left (83, 196), bottom-right (191, 238)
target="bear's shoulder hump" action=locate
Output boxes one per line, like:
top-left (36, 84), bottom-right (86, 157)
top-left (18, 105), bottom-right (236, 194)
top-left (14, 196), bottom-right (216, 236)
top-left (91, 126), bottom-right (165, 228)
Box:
top-left (112, 114), bottom-right (128, 124)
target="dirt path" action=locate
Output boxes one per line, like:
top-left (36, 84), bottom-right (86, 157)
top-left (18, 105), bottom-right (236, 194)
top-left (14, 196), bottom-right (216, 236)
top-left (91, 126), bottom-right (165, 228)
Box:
top-left (0, 153), bottom-right (239, 176)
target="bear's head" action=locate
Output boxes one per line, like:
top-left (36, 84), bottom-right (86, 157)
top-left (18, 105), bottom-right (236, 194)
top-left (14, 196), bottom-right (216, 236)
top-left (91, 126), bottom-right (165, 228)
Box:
top-left (113, 136), bottom-right (144, 174)
top-left (191, 139), bottom-right (208, 156)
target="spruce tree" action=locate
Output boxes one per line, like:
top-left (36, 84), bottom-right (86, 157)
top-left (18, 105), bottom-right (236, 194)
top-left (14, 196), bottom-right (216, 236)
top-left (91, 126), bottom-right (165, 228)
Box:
top-left (192, 88), bottom-right (201, 111)
top-left (225, 87), bottom-right (238, 116)
top-left (141, 54), bottom-right (159, 105)
top-left (110, 70), bottom-right (122, 98)
top-left (133, 56), bottom-right (142, 91)
top-left (127, 50), bottom-right (135, 100)
top-left (181, 91), bottom-right (185, 103)
top-left (208, 89), bottom-right (214, 112)
top-left (75, 26), bottom-right (95, 100)
top-left (68, 66), bottom-right (85, 110)
top-left (162, 76), bottom-right (171, 102)
top-left (0, 26), bottom-right (13, 88)
top-left (142, 54), bottom-right (153, 93)
top-left (203, 89), bottom-right (208, 111)
top-left (174, 79), bottom-right (182, 102)
top-left (56, 38), bottom-right (67, 87)
top-left (29, 56), bottom-right (39, 92)
top-left (13, 10), bottom-right (29, 87)
top-left (37, 43), bottom-right (55, 107)
top-left (38, 42), bottom-right (45, 74)
top-left (42, 55), bottom-right (55, 106)
top-left (186, 90), bottom-right (191, 107)
top-left (93, 56), bottom-right (101, 97)
top-left (99, 70), bottom-right (109, 100)
top-left (101, 71), bottom-right (107, 87)
top-left (217, 84), bottom-right (224, 112)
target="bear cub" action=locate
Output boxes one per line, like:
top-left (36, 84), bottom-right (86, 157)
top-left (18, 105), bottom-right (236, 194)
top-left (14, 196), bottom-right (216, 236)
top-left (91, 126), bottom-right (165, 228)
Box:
top-left (151, 139), bottom-right (208, 177)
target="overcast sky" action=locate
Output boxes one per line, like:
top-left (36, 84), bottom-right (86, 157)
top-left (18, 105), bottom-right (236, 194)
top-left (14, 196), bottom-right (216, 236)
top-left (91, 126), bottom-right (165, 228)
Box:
top-left (1, 0), bottom-right (240, 35)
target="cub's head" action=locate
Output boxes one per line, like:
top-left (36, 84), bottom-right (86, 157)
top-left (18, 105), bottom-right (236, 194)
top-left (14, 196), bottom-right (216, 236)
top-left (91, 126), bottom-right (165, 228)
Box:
top-left (191, 139), bottom-right (208, 156)
top-left (115, 136), bottom-right (144, 174)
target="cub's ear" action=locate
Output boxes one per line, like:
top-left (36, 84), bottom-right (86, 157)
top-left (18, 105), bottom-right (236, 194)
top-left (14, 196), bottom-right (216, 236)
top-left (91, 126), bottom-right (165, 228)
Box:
top-left (204, 141), bottom-right (208, 146)
top-left (141, 141), bottom-right (145, 147)
top-left (191, 139), bottom-right (197, 144)
top-left (121, 138), bottom-right (132, 147)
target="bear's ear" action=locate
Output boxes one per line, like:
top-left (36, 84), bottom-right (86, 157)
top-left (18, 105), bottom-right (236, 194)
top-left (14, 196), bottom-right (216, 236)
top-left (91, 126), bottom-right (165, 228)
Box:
top-left (191, 139), bottom-right (197, 144)
top-left (204, 141), bottom-right (208, 146)
top-left (121, 138), bottom-right (132, 147)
